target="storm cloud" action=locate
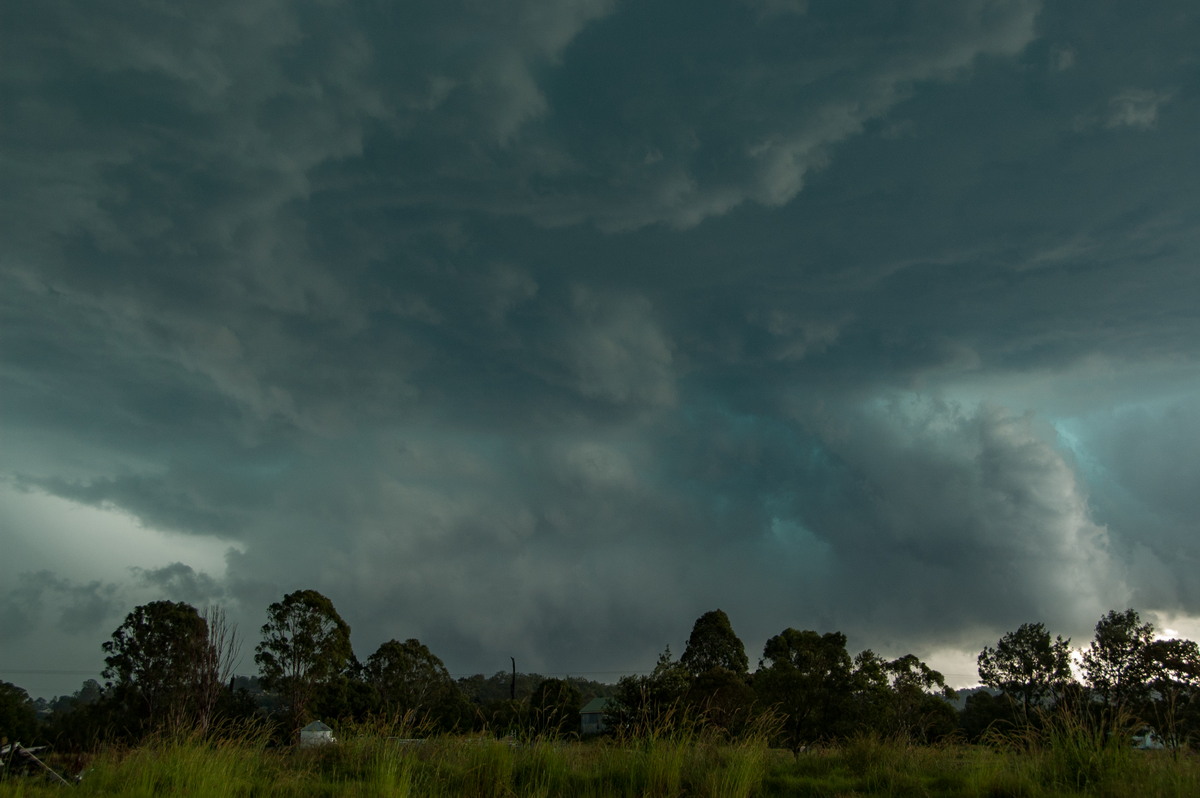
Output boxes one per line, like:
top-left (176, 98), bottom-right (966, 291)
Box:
top-left (3, 0), bottom-right (1200, 695)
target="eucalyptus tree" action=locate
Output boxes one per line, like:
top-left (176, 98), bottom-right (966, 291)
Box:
top-left (977, 622), bottom-right (1073, 721)
top-left (365, 638), bottom-right (456, 717)
top-left (102, 600), bottom-right (209, 732)
top-left (1081, 608), bottom-right (1155, 713)
top-left (255, 589), bottom-right (353, 731)
top-left (755, 628), bottom-right (855, 745)
top-left (1144, 637), bottom-right (1200, 746)
top-left (852, 651), bottom-right (956, 741)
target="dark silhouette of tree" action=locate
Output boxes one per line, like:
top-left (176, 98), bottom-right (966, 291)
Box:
top-left (610, 646), bottom-right (691, 734)
top-left (457, 671), bottom-right (543, 705)
top-left (531, 678), bottom-right (582, 737)
top-left (853, 652), bottom-right (956, 741)
top-left (958, 689), bottom-right (1018, 742)
top-left (0, 681), bottom-right (40, 746)
top-left (43, 679), bottom-right (128, 752)
top-left (362, 633), bottom-right (456, 720)
top-left (102, 600), bottom-right (209, 732)
top-left (1144, 637), bottom-right (1200, 747)
top-left (755, 629), bottom-right (855, 746)
top-left (47, 679), bottom-right (104, 716)
top-left (685, 666), bottom-right (755, 735)
top-left (255, 589), bottom-right (353, 734)
top-left (680, 609), bottom-right (748, 677)
top-left (311, 663), bottom-right (377, 725)
top-left (1081, 608), bottom-right (1155, 713)
top-left (977, 622), bottom-right (1073, 721)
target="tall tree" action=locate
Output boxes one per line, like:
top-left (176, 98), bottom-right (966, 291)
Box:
top-left (255, 589), bottom-right (353, 732)
top-left (1143, 637), bottom-right (1200, 746)
top-left (848, 648), bottom-right (891, 729)
top-left (102, 600), bottom-right (209, 732)
top-left (365, 638), bottom-right (456, 717)
top-left (879, 654), bottom-right (956, 741)
top-left (977, 622), bottom-right (1073, 720)
top-left (755, 628), bottom-right (855, 745)
top-left (680, 609), bottom-right (749, 677)
top-left (1081, 608), bottom-right (1155, 713)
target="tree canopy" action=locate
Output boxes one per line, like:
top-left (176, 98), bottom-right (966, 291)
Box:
top-left (531, 678), bottom-right (583, 736)
top-left (755, 629), bottom-right (855, 745)
top-left (977, 622), bottom-right (1072, 718)
top-left (1081, 608), bottom-right (1155, 712)
top-left (255, 589), bottom-right (353, 730)
top-left (365, 638), bottom-right (455, 716)
top-left (0, 681), bottom-right (39, 746)
top-left (102, 600), bottom-right (210, 731)
top-left (679, 609), bottom-right (749, 677)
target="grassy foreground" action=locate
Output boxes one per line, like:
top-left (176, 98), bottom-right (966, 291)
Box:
top-left (2, 728), bottom-right (1197, 797)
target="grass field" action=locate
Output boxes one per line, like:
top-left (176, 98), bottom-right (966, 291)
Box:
top-left (3, 723), bottom-right (1197, 796)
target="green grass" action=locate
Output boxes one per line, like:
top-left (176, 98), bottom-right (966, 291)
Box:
top-left (2, 723), bottom-right (1197, 796)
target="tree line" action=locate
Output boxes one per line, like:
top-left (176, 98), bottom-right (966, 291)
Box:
top-left (967, 610), bottom-right (1200, 747)
top-left (2, 592), bottom-right (1198, 752)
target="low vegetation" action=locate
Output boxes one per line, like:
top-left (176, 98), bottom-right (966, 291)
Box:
top-left (2, 716), bottom-right (1198, 797)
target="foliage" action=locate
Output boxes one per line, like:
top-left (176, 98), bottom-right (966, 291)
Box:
top-left (13, 599), bottom-right (1200, 762)
top-left (40, 679), bottom-right (127, 751)
top-left (977, 622), bottom-right (1073, 720)
top-left (755, 628), bottom-right (855, 746)
top-left (4, 725), bottom-right (1198, 797)
top-left (1144, 636), bottom-right (1200, 747)
top-left (608, 646), bottom-right (691, 735)
top-left (102, 600), bottom-right (210, 733)
top-left (254, 589), bottom-right (353, 733)
top-left (679, 609), bottom-right (749, 677)
top-left (1081, 608), bottom-right (1155, 713)
top-left (457, 671), bottom-right (541, 705)
top-left (957, 688), bottom-right (1018, 742)
top-left (309, 671), bottom-right (378, 725)
top-left (0, 681), bottom-right (39, 747)
top-left (530, 678), bottom-right (582, 737)
top-left (1036, 703), bottom-right (1139, 791)
top-left (47, 678), bottom-right (105, 715)
top-left (852, 652), bottom-right (957, 742)
top-left (684, 666), bottom-right (755, 735)
top-left (365, 638), bottom-right (456, 717)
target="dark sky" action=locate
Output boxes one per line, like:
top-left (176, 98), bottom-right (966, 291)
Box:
top-left (3, 0), bottom-right (1200, 698)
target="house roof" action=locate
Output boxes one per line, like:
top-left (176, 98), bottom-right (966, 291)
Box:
top-left (580, 697), bottom-right (611, 714)
top-left (302, 721), bottom-right (333, 732)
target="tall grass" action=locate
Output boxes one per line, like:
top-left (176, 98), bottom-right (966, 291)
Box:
top-left (50, 725), bottom-right (275, 798)
top-left (2, 710), bottom-right (1196, 797)
top-left (1037, 704), bottom-right (1138, 791)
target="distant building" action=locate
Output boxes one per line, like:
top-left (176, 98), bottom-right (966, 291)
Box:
top-left (299, 721), bottom-right (336, 747)
top-left (580, 698), bottom-right (611, 735)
